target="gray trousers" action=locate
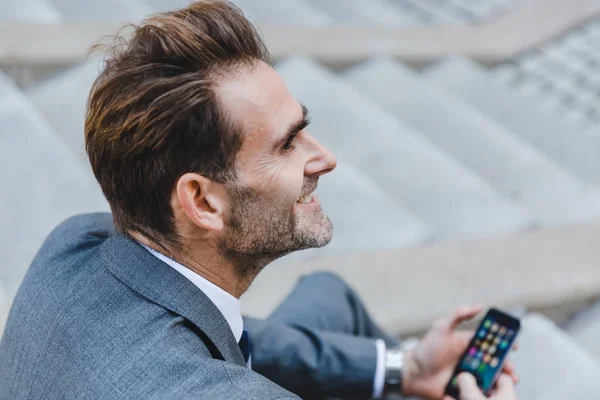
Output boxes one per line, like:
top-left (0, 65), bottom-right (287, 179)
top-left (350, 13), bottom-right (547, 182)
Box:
top-left (245, 271), bottom-right (398, 399)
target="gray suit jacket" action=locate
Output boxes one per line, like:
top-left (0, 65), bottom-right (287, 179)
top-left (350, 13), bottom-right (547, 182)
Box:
top-left (0, 213), bottom-right (298, 399)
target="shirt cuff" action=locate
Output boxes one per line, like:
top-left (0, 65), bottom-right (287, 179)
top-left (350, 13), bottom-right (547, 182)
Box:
top-left (373, 339), bottom-right (387, 398)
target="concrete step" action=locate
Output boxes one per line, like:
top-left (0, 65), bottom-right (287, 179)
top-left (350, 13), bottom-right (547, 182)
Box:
top-left (345, 58), bottom-right (600, 228)
top-left (565, 299), bottom-right (600, 362)
top-left (494, 18), bottom-right (600, 133)
top-left (0, 72), bottom-right (108, 295)
top-left (444, 0), bottom-right (515, 22)
top-left (511, 314), bottom-right (600, 400)
top-left (243, 220), bottom-right (600, 337)
top-left (390, 0), bottom-right (469, 26)
top-left (277, 57), bottom-right (533, 240)
top-left (26, 59), bottom-right (102, 171)
top-left (231, 0), bottom-right (332, 26)
top-left (142, 0), bottom-right (192, 13)
top-left (0, 0), bottom-right (62, 22)
top-left (47, 0), bottom-right (153, 20)
top-left (303, 0), bottom-right (417, 27)
top-left (424, 56), bottom-right (600, 189)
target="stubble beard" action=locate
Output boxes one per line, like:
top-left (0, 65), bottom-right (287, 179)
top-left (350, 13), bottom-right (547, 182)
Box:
top-left (219, 182), bottom-right (333, 277)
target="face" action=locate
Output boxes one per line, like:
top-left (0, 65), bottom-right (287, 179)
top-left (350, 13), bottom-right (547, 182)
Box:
top-left (215, 61), bottom-right (337, 261)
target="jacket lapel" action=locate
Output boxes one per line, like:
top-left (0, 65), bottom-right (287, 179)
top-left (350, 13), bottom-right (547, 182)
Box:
top-left (100, 234), bottom-right (247, 367)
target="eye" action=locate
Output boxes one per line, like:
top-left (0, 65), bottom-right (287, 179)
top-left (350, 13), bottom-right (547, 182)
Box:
top-left (282, 134), bottom-right (297, 152)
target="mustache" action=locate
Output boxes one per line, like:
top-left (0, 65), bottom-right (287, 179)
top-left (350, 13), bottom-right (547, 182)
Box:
top-left (299, 177), bottom-right (318, 197)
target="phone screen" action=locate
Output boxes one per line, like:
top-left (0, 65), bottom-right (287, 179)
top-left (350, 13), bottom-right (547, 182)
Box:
top-left (445, 308), bottom-right (520, 398)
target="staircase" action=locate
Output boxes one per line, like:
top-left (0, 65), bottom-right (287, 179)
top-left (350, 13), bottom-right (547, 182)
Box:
top-left (3, 1), bottom-right (600, 396)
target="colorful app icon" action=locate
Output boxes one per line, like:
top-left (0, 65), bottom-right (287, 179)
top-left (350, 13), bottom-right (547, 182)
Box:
top-left (471, 359), bottom-right (480, 369)
top-left (451, 377), bottom-right (458, 387)
top-left (483, 354), bottom-right (491, 363)
top-left (481, 342), bottom-right (489, 351)
top-left (478, 330), bottom-right (486, 338)
top-left (490, 357), bottom-right (499, 368)
top-left (489, 345), bottom-right (497, 354)
top-left (478, 363), bottom-right (487, 373)
top-left (507, 330), bottom-right (514, 337)
top-left (494, 337), bottom-right (501, 345)
top-left (477, 351), bottom-right (484, 359)
top-left (483, 319), bottom-right (492, 328)
top-left (499, 326), bottom-right (507, 335)
top-left (474, 339), bottom-right (481, 346)
top-left (491, 323), bottom-right (499, 332)
top-left (487, 333), bottom-right (493, 341)
top-left (469, 347), bottom-right (477, 356)
top-left (500, 340), bottom-right (509, 350)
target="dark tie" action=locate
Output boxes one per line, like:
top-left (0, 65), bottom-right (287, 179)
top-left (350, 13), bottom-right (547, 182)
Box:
top-left (238, 329), bottom-right (251, 363)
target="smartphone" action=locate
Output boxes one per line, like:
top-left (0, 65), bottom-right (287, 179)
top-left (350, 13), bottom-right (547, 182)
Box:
top-left (444, 308), bottom-right (521, 399)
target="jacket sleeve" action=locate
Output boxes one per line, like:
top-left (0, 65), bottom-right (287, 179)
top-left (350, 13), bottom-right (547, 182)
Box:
top-left (244, 316), bottom-right (379, 400)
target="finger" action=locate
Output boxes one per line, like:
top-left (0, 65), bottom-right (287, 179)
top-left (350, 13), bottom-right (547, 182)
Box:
top-left (457, 330), bottom-right (474, 349)
top-left (501, 360), bottom-right (519, 384)
top-left (494, 374), bottom-right (518, 396)
top-left (502, 360), bottom-right (514, 374)
top-left (437, 305), bottom-right (484, 332)
top-left (456, 372), bottom-right (483, 400)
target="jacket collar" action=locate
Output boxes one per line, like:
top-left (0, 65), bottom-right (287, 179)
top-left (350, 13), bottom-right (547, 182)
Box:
top-left (100, 234), bottom-right (247, 367)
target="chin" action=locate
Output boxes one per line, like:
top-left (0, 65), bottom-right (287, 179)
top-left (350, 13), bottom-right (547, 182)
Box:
top-left (295, 216), bottom-right (334, 250)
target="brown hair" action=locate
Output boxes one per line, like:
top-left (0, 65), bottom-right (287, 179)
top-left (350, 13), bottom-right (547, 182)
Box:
top-left (85, 0), bottom-right (270, 250)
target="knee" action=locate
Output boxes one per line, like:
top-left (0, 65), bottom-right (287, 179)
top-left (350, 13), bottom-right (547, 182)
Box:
top-left (301, 271), bottom-right (352, 292)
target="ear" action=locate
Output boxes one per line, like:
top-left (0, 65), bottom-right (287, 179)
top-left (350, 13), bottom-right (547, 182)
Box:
top-left (175, 173), bottom-right (226, 232)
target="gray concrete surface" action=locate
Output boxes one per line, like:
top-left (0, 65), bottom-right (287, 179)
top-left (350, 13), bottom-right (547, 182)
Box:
top-left (512, 314), bottom-right (600, 400)
top-left (48, 0), bottom-right (154, 21)
top-left (0, 0), bottom-right (61, 23)
top-left (232, 0), bottom-right (332, 26)
top-left (424, 56), bottom-right (600, 189)
top-left (345, 57), bottom-right (600, 228)
top-left (565, 299), bottom-right (600, 362)
top-left (243, 221), bottom-right (600, 336)
top-left (0, 71), bottom-right (108, 297)
top-left (304, 0), bottom-right (417, 27)
top-left (26, 58), bottom-right (102, 170)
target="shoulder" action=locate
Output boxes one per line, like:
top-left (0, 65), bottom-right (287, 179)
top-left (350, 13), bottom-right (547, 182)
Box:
top-left (73, 322), bottom-right (298, 400)
top-left (95, 354), bottom-right (299, 400)
top-left (43, 212), bottom-right (115, 249)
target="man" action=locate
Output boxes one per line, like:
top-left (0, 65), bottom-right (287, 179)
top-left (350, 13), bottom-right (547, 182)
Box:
top-left (0, 1), bottom-right (517, 399)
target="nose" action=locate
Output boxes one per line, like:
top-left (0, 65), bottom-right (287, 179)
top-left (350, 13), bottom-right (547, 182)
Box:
top-left (304, 135), bottom-right (337, 177)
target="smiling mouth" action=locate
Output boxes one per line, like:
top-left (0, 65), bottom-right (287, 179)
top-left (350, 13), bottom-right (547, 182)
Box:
top-left (296, 193), bottom-right (313, 204)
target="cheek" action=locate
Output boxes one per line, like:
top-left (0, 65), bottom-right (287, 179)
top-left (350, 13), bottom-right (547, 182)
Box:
top-left (276, 168), bottom-right (305, 205)
top-left (246, 154), bottom-right (305, 204)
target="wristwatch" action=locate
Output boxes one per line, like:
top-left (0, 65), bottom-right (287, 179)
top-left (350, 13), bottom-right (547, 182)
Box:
top-left (382, 347), bottom-right (404, 398)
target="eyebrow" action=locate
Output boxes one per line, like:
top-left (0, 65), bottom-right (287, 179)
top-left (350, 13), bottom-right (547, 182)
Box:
top-left (275, 104), bottom-right (311, 150)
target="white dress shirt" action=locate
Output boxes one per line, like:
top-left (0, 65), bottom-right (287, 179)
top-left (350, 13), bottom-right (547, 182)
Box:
top-left (141, 243), bottom-right (386, 398)
top-left (141, 244), bottom-right (244, 343)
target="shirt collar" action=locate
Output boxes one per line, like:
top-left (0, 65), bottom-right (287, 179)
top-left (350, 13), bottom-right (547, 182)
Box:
top-left (140, 243), bottom-right (244, 343)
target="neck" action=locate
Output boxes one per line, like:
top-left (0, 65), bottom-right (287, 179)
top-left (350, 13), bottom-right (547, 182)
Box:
top-left (132, 232), bottom-right (270, 298)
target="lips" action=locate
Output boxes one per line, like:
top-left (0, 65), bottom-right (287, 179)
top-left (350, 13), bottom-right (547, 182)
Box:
top-left (296, 193), bottom-right (313, 204)
top-left (296, 179), bottom-right (318, 204)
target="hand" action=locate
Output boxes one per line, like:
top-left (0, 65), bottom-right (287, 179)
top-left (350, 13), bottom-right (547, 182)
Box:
top-left (442, 373), bottom-right (518, 400)
top-left (401, 305), bottom-right (518, 400)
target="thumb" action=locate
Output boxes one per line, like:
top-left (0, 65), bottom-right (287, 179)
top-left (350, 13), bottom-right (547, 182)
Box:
top-left (456, 373), bottom-right (484, 400)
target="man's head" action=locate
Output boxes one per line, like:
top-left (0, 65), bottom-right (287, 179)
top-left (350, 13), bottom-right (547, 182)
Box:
top-left (85, 0), bottom-right (337, 268)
